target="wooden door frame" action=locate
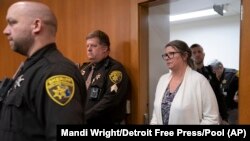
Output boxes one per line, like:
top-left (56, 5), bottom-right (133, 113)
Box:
top-left (138, 0), bottom-right (170, 124)
top-left (239, 0), bottom-right (250, 124)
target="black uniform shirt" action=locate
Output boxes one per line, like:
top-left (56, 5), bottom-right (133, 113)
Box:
top-left (197, 66), bottom-right (228, 121)
top-left (80, 56), bottom-right (130, 124)
top-left (0, 43), bottom-right (86, 141)
top-left (219, 68), bottom-right (239, 109)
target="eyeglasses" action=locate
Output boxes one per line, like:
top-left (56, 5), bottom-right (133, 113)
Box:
top-left (162, 52), bottom-right (181, 60)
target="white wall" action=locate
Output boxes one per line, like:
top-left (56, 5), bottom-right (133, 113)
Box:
top-left (170, 15), bottom-right (240, 69)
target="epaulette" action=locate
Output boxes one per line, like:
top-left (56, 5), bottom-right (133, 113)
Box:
top-left (225, 68), bottom-right (237, 74)
top-left (104, 58), bottom-right (110, 69)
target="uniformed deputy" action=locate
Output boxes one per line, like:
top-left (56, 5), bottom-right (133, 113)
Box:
top-left (209, 60), bottom-right (239, 124)
top-left (79, 30), bottom-right (131, 124)
top-left (0, 2), bottom-right (86, 141)
top-left (190, 44), bottom-right (228, 124)
top-left (209, 60), bottom-right (239, 110)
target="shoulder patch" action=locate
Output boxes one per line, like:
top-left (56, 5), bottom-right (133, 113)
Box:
top-left (236, 71), bottom-right (239, 77)
top-left (109, 70), bottom-right (122, 84)
top-left (46, 75), bottom-right (75, 106)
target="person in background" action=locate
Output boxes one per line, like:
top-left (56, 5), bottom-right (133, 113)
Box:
top-left (209, 59), bottom-right (239, 124)
top-left (0, 1), bottom-right (86, 141)
top-left (79, 30), bottom-right (131, 124)
top-left (150, 40), bottom-right (219, 125)
top-left (190, 44), bottom-right (228, 124)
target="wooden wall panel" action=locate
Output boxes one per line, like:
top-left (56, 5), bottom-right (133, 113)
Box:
top-left (0, 0), bottom-right (26, 77)
top-left (0, 0), bottom-right (132, 79)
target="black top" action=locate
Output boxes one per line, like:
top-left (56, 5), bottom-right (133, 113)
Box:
top-left (80, 56), bottom-right (131, 124)
top-left (0, 43), bottom-right (86, 141)
top-left (197, 66), bottom-right (228, 121)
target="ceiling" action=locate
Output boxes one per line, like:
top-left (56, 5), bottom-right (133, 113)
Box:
top-left (167, 0), bottom-right (241, 23)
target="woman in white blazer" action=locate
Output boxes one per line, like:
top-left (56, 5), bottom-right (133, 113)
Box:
top-left (150, 40), bottom-right (220, 125)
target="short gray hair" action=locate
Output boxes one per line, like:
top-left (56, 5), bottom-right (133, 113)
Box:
top-left (209, 59), bottom-right (223, 69)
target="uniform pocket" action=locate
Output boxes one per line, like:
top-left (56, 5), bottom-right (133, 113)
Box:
top-left (3, 89), bottom-right (24, 131)
top-left (5, 90), bottom-right (23, 107)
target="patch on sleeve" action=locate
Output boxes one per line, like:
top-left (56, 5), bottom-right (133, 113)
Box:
top-left (109, 70), bottom-right (122, 84)
top-left (45, 75), bottom-right (75, 106)
top-left (236, 71), bottom-right (239, 77)
top-left (109, 70), bottom-right (122, 93)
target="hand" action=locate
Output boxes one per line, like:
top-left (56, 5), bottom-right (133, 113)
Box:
top-left (220, 120), bottom-right (229, 125)
top-left (234, 91), bottom-right (238, 102)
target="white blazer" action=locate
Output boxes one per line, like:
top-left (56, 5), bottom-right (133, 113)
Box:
top-left (150, 66), bottom-right (220, 125)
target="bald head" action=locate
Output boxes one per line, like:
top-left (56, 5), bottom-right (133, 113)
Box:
top-left (8, 1), bottom-right (57, 34)
top-left (3, 1), bottom-right (58, 57)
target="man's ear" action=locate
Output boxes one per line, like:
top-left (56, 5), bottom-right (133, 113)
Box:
top-left (32, 19), bottom-right (42, 33)
top-left (103, 47), bottom-right (108, 53)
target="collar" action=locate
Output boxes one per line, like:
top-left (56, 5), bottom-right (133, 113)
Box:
top-left (21, 43), bottom-right (57, 73)
top-left (92, 56), bottom-right (110, 70)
